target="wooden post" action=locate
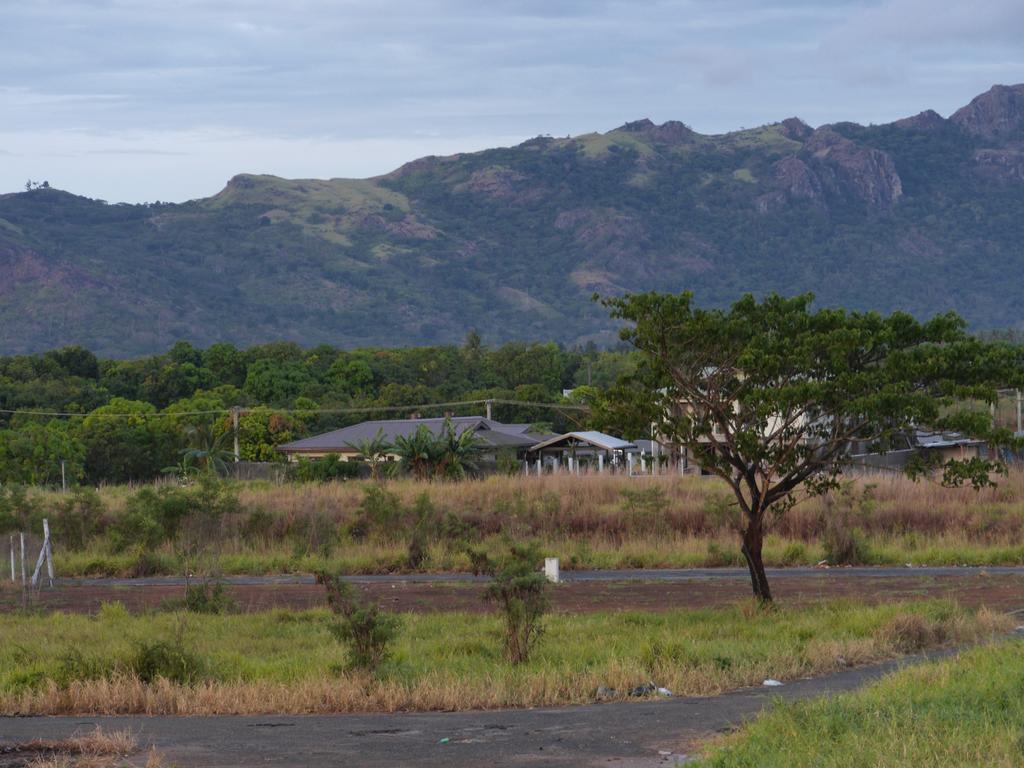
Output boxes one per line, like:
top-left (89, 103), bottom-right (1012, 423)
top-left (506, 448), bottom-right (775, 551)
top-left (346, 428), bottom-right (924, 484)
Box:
top-left (19, 533), bottom-right (25, 586)
top-left (9, 535), bottom-right (13, 582)
top-left (598, 453), bottom-right (604, 473)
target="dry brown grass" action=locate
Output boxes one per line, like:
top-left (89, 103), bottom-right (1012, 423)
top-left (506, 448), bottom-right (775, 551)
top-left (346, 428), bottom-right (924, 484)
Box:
top-left (11, 728), bottom-right (146, 768)
top-left (235, 470), bottom-right (1024, 542)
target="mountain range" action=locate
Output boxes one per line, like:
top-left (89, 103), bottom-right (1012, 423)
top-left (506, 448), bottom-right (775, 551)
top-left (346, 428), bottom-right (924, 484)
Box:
top-left (3, 84), bottom-right (1024, 357)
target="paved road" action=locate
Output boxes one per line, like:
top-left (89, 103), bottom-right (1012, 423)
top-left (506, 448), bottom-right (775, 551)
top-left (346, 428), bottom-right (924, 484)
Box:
top-left (0, 646), bottom-right (978, 768)
top-left (59, 565), bottom-right (1024, 588)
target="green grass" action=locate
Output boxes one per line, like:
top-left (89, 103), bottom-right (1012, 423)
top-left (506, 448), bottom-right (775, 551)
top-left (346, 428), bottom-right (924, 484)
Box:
top-left (0, 600), bottom-right (1006, 715)
top-left (693, 639), bottom-right (1024, 767)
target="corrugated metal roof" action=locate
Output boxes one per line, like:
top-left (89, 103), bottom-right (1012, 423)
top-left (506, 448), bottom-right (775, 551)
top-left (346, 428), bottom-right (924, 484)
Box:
top-left (278, 416), bottom-right (546, 453)
top-left (528, 431), bottom-right (636, 452)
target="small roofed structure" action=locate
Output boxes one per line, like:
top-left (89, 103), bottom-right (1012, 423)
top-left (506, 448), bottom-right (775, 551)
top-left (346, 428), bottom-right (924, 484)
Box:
top-left (526, 431), bottom-right (637, 474)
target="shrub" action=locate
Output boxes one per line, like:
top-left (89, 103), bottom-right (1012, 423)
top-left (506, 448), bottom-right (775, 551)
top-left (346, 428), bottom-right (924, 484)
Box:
top-left (0, 484), bottom-right (40, 534)
top-left (54, 649), bottom-right (114, 687)
top-left (780, 541), bottom-right (808, 566)
top-left (109, 487), bottom-right (188, 552)
top-left (317, 572), bottom-right (400, 672)
top-left (351, 485), bottom-right (404, 540)
top-left (876, 613), bottom-right (943, 653)
top-left (706, 541), bottom-right (740, 567)
top-left (50, 487), bottom-right (106, 550)
top-left (180, 580), bottom-right (235, 614)
top-left (130, 641), bottom-right (206, 684)
top-left (496, 450), bottom-right (521, 477)
top-left (822, 515), bottom-right (871, 565)
top-left (620, 487), bottom-right (668, 532)
top-left (821, 485), bottom-right (873, 565)
top-left (484, 543), bottom-right (550, 664)
top-left (406, 494), bottom-right (438, 570)
top-left (241, 508), bottom-right (275, 545)
top-left (289, 454), bottom-right (362, 483)
top-left (129, 549), bottom-right (172, 577)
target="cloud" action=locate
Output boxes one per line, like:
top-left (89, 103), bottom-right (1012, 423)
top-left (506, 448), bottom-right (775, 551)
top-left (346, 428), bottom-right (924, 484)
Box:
top-left (1, 0), bottom-right (1020, 200)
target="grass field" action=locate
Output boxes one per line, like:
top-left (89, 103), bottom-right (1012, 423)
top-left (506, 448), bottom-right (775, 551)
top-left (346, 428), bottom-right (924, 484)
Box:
top-left (692, 639), bottom-right (1024, 767)
top-left (0, 600), bottom-right (1009, 715)
top-left (19, 469), bottom-right (1024, 577)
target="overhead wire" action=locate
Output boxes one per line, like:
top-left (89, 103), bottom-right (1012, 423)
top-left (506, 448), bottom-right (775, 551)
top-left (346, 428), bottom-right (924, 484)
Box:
top-left (0, 397), bottom-right (592, 419)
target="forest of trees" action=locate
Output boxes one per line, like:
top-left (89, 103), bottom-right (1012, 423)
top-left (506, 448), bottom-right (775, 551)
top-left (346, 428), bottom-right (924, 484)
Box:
top-left (0, 335), bottom-right (637, 486)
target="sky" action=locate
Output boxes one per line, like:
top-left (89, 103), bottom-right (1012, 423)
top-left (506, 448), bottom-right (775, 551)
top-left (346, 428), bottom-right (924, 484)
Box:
top-left (2, 0), bottom-right (1022, 203)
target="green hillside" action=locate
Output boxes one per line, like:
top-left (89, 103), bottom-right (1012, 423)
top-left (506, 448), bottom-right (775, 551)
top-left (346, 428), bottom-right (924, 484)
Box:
top-left (3, 84), bottom-right (1024, 357)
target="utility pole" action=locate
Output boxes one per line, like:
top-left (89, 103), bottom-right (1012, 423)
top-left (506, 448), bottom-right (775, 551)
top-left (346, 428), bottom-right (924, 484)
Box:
top-left (485, 399), bottom-right (493, 421)
top-left (231, 406), bottom-right (241, 463)
top-left (60, 460), bottom-right (66, 493)
top-left (1017, 389), bottom-right (1022, 435)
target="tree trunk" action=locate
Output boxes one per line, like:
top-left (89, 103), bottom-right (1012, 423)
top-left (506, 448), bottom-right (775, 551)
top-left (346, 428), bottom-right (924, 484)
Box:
top-left (741, 519), bottom-right (773, 603)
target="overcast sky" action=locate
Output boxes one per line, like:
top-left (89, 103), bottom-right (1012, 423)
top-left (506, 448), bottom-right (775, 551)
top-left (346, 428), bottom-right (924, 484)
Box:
top-left (2, 0), bottom-right (1022, 203)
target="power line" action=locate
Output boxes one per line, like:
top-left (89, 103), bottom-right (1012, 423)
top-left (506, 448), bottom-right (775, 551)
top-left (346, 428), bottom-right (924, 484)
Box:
top-left (0, 398), bottom-right (592, 420)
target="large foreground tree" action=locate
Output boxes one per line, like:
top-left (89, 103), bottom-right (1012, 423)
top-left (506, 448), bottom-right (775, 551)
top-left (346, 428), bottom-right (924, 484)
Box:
top-left (603, 292), bottom-right (1023, 603)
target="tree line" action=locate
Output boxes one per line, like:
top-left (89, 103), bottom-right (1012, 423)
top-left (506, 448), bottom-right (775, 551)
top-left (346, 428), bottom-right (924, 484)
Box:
top-left (0, 335), bottom-right (637, 486)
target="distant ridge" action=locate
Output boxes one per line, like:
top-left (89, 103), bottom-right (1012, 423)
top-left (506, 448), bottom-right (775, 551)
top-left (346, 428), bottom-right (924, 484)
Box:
top-left (3, 84), bottom-right (1024, 357)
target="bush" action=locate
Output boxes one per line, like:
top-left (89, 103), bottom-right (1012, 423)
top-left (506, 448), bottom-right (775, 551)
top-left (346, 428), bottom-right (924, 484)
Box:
top-left (50, 487), bottom-right (106, 550)
top-left (406, 494), bottom-right (438, 570)
top-left (706, 541), bottom-right (740, 567)
top-left (289, 454), bottom-right (363, 483)
top-left (130, 641), bottom-right (207, 683)
top-left (0, 484), bottom-right (40, 534)
top-left (54, 649), bottom-right (114, 687)
top-left (317, 572), bottom-right (400, 672)
top-left (496, 450), bottom-right (521, 477)
top-left (484, 543), bottom-right (550, 664)
top-left (620, 487), bottom-right (668, 533)
top-left (109, 486), bottom-right (188, 552)
top-left (876, 613), bottom-right (943, 653)
top-left (821, 485), bottom-right (873, 565)
top-left (822, 516), bottom-right (871, 565)
top-left (129, 549), bottom-right (173, 577)
top-left (350, 485), bottom-right (404, 540)
top-left (241, 508), bottom-right (275, 545)
top-left (110, 479), bottom-right (239, 554)
top-left (179, 580), bottom-right (235, 614)
top-left (780, 542), bottom-right (808, 566)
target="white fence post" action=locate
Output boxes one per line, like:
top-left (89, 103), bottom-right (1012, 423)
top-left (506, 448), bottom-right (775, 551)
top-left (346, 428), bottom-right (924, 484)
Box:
top-left (544, 557), bottom-right (560, 583)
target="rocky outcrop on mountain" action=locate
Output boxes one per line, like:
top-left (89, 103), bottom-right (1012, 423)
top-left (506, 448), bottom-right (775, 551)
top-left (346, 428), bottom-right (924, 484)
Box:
top-left (973, 149), bottom-right (1024, 182)
top-left (799, 128), bottom-right (902, 211)
top-left (618, 118), bottom-right (697, 144)
top-left (454, 166), bottom-right (527, 198)
top-left (893, 109), bottom-right (947, 131)
top-left (779, 117), bottom-right (814, 141)
top-left (951, 84), bottom-right (1024, 140)
top-left (760, 127), bottom-right (902, 212)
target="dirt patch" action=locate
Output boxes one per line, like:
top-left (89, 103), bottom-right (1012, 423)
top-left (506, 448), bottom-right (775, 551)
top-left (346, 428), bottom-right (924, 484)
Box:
top-left (3, 573), bottom-right (1022, 615)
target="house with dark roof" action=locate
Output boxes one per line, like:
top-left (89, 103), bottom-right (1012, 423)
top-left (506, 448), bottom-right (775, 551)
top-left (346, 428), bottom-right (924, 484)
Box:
top-left (276, 416), bottom-right (551, 464)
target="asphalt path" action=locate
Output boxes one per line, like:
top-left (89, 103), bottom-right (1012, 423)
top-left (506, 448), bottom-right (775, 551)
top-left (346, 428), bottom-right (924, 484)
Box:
top-left (0, 645), bottom-right (981, 768)
top-left (58, 565), bottom-right (1024, 588)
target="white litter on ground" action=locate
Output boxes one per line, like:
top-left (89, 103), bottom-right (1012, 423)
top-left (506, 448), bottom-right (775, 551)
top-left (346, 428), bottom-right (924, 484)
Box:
top-left (762, 679), bottom-right (784, 687)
